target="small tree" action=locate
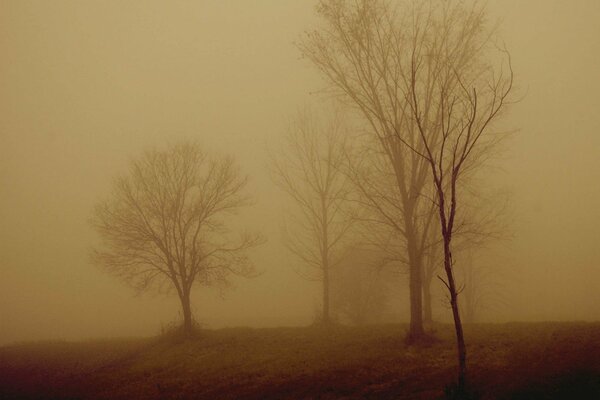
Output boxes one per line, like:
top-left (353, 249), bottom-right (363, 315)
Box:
top-left (91, 142), bottom-right (261, 336)
top-left (271, 107), bottom-right (355, 324)
top-left (400, 2), bottom-right (514, 393)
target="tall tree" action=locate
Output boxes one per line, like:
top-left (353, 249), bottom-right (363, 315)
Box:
top-left (302, 0), bottom-right (513, 392)
top-left (91, 142), bottom-right (261, 336)
top-left (300, 0), bottom-right (436, 342)
top-left (344, 142), bottom-right (437, 329)
top-left (271, 107), bottom-right (355, 324)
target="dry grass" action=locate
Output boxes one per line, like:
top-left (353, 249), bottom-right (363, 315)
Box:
top-left (1, 322), bottom-right (599, 399)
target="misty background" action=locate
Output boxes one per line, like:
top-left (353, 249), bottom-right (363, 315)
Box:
top-left (1, 0), bottom-right (599, 345)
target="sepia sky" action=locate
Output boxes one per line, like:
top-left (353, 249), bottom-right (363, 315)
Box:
top-left (1, 0), bottom-right (599, 345)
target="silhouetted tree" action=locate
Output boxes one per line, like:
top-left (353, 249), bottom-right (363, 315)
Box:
top-left (300, 0), bottom-right (435, 343)
top-left (91, 142), bottom-right (261, 336)
top-left (271, 107), bottom-right (355, 324)
top-left (400, 3), bottom-right (513, 395)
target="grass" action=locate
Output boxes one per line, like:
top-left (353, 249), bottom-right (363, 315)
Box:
top-left (0, 322), bottom-right (599, 399)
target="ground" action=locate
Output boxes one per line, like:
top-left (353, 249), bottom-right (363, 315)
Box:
top-left (1, 322), bottom-right (599, 399)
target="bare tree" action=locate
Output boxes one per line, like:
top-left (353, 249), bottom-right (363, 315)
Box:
top-left (401, 3), bottom-right (513, 395)
top-left (91, 142), bottom-right (261, 336)
top-left (346, 135), bottom-right (509, 329)
top-left (300, 0), bottom-right (438, 342)
top-left (271, 107), bottom-right (355, 324)
top-left (344, 141), bottom-right (438, 329)
top-left (301, 0), bottom-right (514, 393)
top-left (422, 208), bottom-right (441, 326)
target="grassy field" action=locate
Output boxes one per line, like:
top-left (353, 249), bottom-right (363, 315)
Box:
top-left (1, 322), bottom-right (599, 399)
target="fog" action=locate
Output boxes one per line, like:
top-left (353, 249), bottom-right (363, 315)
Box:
top-left (1, 0), bottom-right (599, 346)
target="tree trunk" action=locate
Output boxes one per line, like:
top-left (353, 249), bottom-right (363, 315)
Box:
top-left (321, 196), bottom-right (331, 325)
top-left (400, 191), bottom-right (426, 343)
top-left (422, 276), bottom-right (433, 326)
top-left (443, 239), bottom-right (467, 394)
top-left (323, 263), bottom-right (330, 324)
top-left (180, 290), bottom-right (194, 336)
top-left (462, 294), bottom-right (475, 325)
top-left (422, 246), bottom-right (436, 327)
top-left (406, 239), bottom-right (425, 343)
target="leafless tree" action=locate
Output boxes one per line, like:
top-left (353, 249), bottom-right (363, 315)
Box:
top-left (301, 0), bottom-right (514, 393)
top-left (346, 137), bottom-right (509, 329)
top-left (422, 207), bottom-right (441, 326)
top-left (344, 141), bottom-right (438, 330)
top-left (91, 142), bottom-right (261, 336)
top-left (300, 1), bottom-right (436, 342)
top-left (402, 3), bottom-right (513, 395)
top-left (271, 107), bottom-right (355, 324)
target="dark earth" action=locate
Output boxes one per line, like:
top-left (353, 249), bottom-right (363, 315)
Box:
top-left (1, 322), bottom-right (599, 399)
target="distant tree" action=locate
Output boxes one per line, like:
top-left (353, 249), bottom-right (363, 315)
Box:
top-left (345, 132), bottom-right (509, 329)
top-left (457, 249), bottom-right (510, 325)
top-left (271, 107), bottom-right (355, 324)
top-left (458, 251), bottom-right (484, 324)
top-left (91, 142), bottom-right (261, 336)
top-left (425, 184), bottom-right (511, 326)
top-left (454, 190), bottom-right (512, 324)
top-left (421, 206), bottom-right (441, 326)
top-left (300, 0), bottom-right (438, 343)
top-left (344, 143), bottom-right (438, 327)
top-left (331, 246), bottom-right (390, 325)
top-left (301, 0), bottom-right (514, 394)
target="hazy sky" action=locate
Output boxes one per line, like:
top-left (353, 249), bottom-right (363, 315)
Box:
top-left (1, 0), bottom-right (599, 345)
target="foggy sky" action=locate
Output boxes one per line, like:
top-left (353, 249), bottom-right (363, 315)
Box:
top-left (1, 0), bottom-right (599, 345)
